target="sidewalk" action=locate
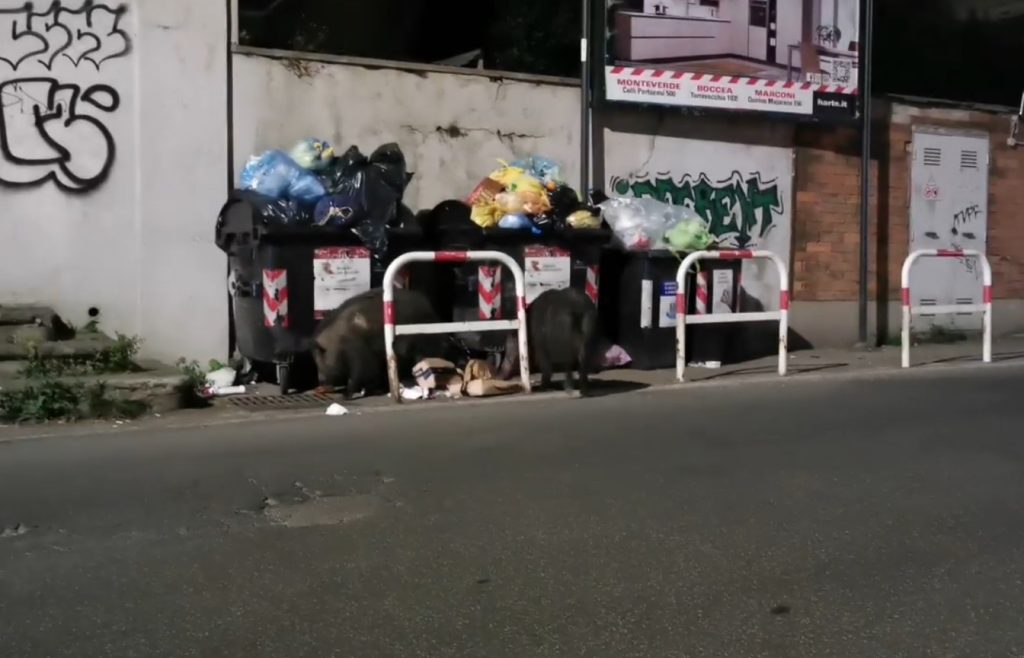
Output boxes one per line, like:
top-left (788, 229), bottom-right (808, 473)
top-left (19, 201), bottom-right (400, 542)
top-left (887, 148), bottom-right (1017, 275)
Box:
top-left (215, 334), bottom-right (1024, 414)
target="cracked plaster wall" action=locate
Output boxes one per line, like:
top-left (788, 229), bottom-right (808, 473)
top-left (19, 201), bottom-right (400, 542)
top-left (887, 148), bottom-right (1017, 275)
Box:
top-left (231, 54), bottom-right (581, 209)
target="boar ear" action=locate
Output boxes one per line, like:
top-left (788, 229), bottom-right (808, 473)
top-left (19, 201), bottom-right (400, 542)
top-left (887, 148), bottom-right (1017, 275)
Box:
top-left (351, 312), bottom-right (369, 330)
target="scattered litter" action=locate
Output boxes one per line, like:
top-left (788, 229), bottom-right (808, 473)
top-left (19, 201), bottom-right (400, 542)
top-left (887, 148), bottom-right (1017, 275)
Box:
top-left (687, 361), bottom-right (722, 369)
top-left (325, 403), bottom-right (350, 416)
top-left (400, 385), bottom-right (427, 401)
top-left (0, 523), bottom-right (31, 539)
top-left (206, 367), bottom-right (238, 389)
top-left (213, 385), bottom-right (247, 396)
top-left (602, 344), bottom-right (632, 368)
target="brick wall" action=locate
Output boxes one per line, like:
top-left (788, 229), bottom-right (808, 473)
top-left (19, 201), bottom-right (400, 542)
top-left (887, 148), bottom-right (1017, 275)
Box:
top-left (792, 101), bottom-right (1024, 303)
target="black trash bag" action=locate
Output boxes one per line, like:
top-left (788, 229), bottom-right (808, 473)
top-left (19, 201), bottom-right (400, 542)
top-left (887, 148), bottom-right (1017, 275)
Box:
top-left (242, 191), bottom-right (312, 226)
top-left (368, 143), bottom-right (414, 195)
top-left (548, 184), bottom-right (582, 221)
top-left (588, 188), bottom-right (610, 205)
top-left (530, 212), bottom-right (569, 236)
top-left (318, 145), bottom-right (368, 195)
top-left (317, 143), bottom-right (414, 256)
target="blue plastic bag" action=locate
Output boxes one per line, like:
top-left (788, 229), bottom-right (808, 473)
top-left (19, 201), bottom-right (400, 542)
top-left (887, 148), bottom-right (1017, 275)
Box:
top-left (498, 213), bottom-right (534, 230)
top-left (239, 150), bottom-right (326, 204)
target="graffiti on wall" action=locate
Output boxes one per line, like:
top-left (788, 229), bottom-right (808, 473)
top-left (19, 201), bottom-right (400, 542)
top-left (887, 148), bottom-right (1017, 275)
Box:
top-left (0, 1), bottom-right (131, 71)
top-left (610, 171), bottom-right (784, 249)
top-left (1, 1), bottom-right (128, 193)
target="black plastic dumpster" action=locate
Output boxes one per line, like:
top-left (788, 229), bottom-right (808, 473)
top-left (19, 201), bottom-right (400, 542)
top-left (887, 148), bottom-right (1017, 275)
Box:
top-left (600, 250), bottom-right (742, 370)
top-left (428, 223), bottom-right (612, 352)
top-left (215, 191), bottom-right (434, 393)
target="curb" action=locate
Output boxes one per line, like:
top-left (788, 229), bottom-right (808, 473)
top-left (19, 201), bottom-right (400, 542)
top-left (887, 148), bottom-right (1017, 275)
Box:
top-left (3, 355), bottom-right (1024, 444)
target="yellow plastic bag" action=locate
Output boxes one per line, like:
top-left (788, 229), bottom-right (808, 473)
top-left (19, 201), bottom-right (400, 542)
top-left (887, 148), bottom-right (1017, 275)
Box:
top-left (470, 201), bottom-right (502, 228)
top-left (568, 209), bottom-right (601, 229)
top-left (489, 160), bottom-right (546, 197)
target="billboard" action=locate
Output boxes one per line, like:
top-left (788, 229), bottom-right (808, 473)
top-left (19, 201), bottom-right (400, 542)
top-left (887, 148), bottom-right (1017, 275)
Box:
top-left (602, 0), bottom-right (860, 119)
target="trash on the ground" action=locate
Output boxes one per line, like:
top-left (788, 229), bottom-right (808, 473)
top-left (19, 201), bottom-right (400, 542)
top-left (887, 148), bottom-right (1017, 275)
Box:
top-left (400, 385), bottom-right (427, 401)
top-left (213, 385), bottom-right (247, 396)
top-left (688, 361), bottom-right (722, 369)
top-left (602, 344), bottom-right (632, 368)
top-left (464, 379), bottom-right (523, 397)
top-left (325, 403), bottom-right (350, 416)
top-left (412, 358), bottom-right (463, 397)
top-left (205, 367), bottom-right (237, 389)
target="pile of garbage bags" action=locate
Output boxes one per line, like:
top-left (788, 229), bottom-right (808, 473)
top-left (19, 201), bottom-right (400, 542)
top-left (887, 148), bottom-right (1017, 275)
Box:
top-left (598, 196), bottom-right (717, 252)
top-left (239, 138), bottom-right (413, 255)
top-left (466, 157), bottom-right (602, 233)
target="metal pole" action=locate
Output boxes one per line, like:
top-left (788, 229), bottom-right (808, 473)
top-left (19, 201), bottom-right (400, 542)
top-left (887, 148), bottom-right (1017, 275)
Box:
top-left (580, 0), bottom-right (592, 195)
top-left (857, 0), bottom-right (873, 344)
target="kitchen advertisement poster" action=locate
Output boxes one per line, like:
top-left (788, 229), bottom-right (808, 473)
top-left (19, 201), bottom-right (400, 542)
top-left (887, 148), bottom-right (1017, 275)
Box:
top-left (604, 0), bottom-right (860, 119)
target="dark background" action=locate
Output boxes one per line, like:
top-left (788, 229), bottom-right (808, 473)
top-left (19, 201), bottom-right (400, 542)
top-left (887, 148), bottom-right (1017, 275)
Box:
top-left (238, 0), bottom-right (1023, 108)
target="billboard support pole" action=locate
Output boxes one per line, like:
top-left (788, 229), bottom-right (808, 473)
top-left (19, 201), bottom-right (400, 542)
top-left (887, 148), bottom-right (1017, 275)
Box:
top-left (580, 0), bottom-right (592, 196)
top-left (857, 0), bottom-right (874, 345)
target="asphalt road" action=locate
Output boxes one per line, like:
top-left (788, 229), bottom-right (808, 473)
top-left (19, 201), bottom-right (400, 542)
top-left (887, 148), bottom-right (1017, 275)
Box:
top-left (3, 365), bottom-right (1024, 657)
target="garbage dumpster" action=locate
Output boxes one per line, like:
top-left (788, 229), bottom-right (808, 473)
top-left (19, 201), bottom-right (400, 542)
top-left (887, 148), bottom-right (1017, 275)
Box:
top-left (429, 223), bottom-right (611, 353)
top-left (215, 191), bottom-right (433, 393)
top-left (600, 249), bottom-right (742, 370)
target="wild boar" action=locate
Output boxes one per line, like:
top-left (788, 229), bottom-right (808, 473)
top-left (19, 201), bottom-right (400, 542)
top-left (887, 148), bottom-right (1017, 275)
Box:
top-left (310, 288), bottom-right (443, 397)
top-left (505, 287), bottom-right (600, 395)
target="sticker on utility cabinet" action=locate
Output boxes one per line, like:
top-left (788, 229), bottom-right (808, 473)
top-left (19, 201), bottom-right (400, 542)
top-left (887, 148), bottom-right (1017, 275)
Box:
top-left (923, 177), bottom-right (941, 201)
top-left (659, 281), bottom-right (678, 328)
top-left (313, 247), bottom-right (371, 319)
top-left (524, 246), bottom-right (570, 304)
top-left (712, 270), bottom-right (735, 314)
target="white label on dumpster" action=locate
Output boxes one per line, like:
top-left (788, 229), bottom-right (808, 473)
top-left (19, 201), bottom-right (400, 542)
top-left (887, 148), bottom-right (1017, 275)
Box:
top-left (659, 281), bottom-right (677, 328)
top-left (313, 247), bottom-right (371, 319)
top-left (712, 269), bottom-right (735, 314)
top-left (524, 246), bottom-right (571, 304)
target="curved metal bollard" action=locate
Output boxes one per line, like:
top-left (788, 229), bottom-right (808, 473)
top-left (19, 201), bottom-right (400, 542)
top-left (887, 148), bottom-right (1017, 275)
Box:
top-left (382, 251), bottom-right (531, 402)
top-left (901, 249), bottom-right (993, 368)
top-left (675, 250), bottom-right (790, 382)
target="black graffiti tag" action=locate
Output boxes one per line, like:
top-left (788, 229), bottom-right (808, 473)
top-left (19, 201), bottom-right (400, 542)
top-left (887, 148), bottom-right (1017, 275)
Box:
top-left (951, 203), bottom-right (981, 238)
top-left (0, 1), bottom-right (131, 71)
top-left (0, 76), bottom-right (119, 192)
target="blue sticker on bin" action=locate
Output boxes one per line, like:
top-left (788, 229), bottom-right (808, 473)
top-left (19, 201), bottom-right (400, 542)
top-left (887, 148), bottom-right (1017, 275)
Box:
top-left (661, 282), bottom-right (677, 296)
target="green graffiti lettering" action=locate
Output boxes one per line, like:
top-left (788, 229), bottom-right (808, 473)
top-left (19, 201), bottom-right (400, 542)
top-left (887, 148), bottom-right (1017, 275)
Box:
top-left (614, 171), bottom-right (783, 249)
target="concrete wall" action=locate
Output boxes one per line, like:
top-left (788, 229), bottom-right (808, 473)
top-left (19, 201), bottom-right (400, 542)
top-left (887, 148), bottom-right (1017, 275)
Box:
top-left (231, 50), bottom-right (582, 211)
top-left (0, 0), bottom-right (229, 363)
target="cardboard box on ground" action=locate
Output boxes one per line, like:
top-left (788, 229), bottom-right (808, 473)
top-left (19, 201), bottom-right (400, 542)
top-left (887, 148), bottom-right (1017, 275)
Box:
top-left (411, 358), bottom-right (523, 399)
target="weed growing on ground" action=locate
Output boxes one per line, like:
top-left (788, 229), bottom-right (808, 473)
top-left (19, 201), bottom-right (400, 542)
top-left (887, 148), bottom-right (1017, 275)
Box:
top-left (0, 380), bottom-right (149, 424)
top-left (21, 333), bottom-right (142, 379)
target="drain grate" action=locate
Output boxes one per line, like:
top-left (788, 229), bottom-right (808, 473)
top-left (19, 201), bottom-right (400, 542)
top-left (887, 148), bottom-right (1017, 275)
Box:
top-left (227, 392), bottom-right (337, 411)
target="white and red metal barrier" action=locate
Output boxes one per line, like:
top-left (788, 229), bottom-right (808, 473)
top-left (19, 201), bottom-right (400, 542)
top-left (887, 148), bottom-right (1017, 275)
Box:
top-left (676, 250), bottom-right (790, 382)
top-left (901, 249), bottom-right (992, 368)
top-left (383, 251), bottom-right (532, 402)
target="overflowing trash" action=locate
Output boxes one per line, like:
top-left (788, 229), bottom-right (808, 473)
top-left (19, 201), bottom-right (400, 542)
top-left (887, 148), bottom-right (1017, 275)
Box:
top-left (466, 158), bottom-right (602, 233)
top-left (238, 138), bottom-right (414, 256)
top-left (598, 196), bottom-right (716, 252)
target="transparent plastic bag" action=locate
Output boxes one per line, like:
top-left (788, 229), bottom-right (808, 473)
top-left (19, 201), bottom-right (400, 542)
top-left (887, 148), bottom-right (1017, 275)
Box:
top-left (598, 197), bottom-right (677, 251)
top-left (664, 206), bottom-right (714, 252)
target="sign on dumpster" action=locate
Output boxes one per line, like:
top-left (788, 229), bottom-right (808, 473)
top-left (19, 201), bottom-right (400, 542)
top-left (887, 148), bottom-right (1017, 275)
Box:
top-left (313, 247), bottom-right (371, 319)
top-left (524, 246), bottom-right (571, 304)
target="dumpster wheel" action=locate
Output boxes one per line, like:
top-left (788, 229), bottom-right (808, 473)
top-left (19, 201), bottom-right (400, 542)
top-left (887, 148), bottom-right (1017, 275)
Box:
top-left (276, 362), bottom-right (291, 395)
